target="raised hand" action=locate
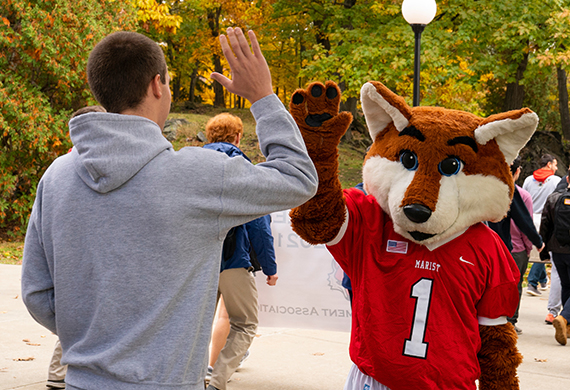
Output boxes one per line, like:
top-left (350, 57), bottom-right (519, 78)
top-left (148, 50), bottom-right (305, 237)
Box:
top-left (210, 27), bottom-right (274, 104)
top-left (289, 81), bottom-right (352, 245)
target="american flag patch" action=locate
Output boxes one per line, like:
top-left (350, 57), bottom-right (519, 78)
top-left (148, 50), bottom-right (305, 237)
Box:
top-left (387, 240), bottom-right (408, 254)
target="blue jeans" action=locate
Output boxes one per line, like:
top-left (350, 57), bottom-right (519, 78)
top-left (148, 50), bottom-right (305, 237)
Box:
top-left (527, 262), bottom-right (547, 288)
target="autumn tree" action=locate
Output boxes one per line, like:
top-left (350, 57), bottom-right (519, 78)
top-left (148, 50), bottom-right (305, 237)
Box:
top-left (133, 0), bottom-right (209, 106)
top-left (536, 7), bottom-right (570, 138)
top-left (0, 0), bottom-right (136, 233)
top-left (133, 0), bottom-right (182, 34)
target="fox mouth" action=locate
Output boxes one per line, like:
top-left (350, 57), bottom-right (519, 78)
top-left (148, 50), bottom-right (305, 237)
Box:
top-left (305, 113), bottom-right (333, 127)
top-left (409, 231), bottom-right (436, 241)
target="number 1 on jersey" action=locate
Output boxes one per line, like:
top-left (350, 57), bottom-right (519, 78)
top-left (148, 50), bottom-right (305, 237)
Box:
top-left (403, 278), bottom-right (433, 359)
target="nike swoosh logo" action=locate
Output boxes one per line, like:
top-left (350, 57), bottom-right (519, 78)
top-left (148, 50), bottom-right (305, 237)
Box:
top-left (459, 256), bottom-right (474, 266)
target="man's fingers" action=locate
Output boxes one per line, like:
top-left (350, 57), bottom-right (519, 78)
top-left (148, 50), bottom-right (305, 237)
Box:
top-left (248, 30), bottom-right (262, 58)
top-left (210, 72), bottom-right (231, 91)
top-left (214, 27), bottom-right (273, 103)
top-left (223, 27), bottom-right (247, 61)
top-left (226, 27), bottom-right (246, 60)
top-left (218, 34), bottom-right (237, 70)
top-left (234, 28), bottom-right (252, 58)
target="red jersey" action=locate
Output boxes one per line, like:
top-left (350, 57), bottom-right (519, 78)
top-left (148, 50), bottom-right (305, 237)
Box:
top-left (328, 188), bottom-right (520, 390)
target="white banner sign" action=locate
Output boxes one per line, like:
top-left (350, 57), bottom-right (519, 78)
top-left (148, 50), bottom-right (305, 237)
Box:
top-left (254, 210), bottom-right (351, 332)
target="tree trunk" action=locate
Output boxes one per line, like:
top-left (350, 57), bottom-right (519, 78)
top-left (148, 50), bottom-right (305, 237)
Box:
top-left (166, 39), bottom-right (180, 102)
top-left (208, 6), bottom-right (225, 108)
top-left (503, 52), bottom-right (528, 111)
top-left (337, 0), bottom-right (370, 143)
top-left (213, 54), bottom-right (225, 107)
top-left (313, 19), bottom-right (331, 51)
top-left (172, 74), bottom-right (181, 102)
top-left (557, 66), bottom-right (570, 140)
top-left (189, 66), bottom-right (198, 104)
top-left (338, 80), bottom-right (368, 143)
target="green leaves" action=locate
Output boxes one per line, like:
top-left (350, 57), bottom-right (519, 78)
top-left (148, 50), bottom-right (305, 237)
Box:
top-left (0, 0), bottom-right (136, 232)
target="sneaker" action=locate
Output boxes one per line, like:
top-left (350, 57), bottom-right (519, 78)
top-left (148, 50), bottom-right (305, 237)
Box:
top-left (545, 313), bottom-right (555, 324)
top-left (552, 315), bottom-right (568, 345)
top-left (526, 284), bottom-right (541, 296)
top-left (237, 350), bottom-right (250, 369)
top-left (539, 282), bottom-right (548, 290)
top-left (513, 325), bottom-right (523, 335)
top-left (46, 379), bottom-right (65, 389)
top-left (204, 366), bottom-right (213, 385)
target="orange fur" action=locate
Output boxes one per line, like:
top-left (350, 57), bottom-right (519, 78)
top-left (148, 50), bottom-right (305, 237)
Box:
top-left (369, 107), bottom-right (515, 212)
top-left (289, 81), bottom-right (352, 244)
top-left (478, 323), bottom-right (522, 390)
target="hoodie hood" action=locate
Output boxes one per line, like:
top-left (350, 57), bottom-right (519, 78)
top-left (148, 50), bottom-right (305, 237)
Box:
top-left (203, 142), bottom-right (251, 162)
top-left (533, 167), bottom-right (555, 183)
top-left (69, 112), bottom-right (172, 193)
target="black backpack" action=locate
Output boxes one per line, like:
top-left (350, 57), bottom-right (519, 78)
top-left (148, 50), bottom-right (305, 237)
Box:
top-left (222, 227), bottom-right (262, 272)
top-left (553, 189), bottom-right (570, 246)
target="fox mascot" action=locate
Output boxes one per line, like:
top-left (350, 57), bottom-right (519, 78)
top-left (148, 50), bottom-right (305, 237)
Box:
top-left (289, 80), bottom-right (539, 390)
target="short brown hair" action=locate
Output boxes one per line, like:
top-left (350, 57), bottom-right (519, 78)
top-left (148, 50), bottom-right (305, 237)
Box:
top-left (87, 31), bottom-right (167, 113)
top-left (540, 154), bottom-right (556, 168)
top-left (205, 113), bottom-right (244, 144)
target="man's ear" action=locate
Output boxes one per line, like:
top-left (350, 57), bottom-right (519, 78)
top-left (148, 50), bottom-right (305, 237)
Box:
top-left (234, 132), bottom-right (242, 147)
top-left (511, 166), bottom-right (520, 181)
top-left (150, 74), bottom-right (163, 99)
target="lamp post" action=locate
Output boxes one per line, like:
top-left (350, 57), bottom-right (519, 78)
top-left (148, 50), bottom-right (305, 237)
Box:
top-left (402, 0), bottom-right (437, 107)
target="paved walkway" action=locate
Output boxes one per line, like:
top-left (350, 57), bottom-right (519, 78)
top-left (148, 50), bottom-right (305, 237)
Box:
top-left (1, 263), bottom-right (568, 390)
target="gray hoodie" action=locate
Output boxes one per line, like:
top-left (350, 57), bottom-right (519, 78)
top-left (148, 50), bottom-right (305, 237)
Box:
top-left (21, 94), bottom-right (317, 390)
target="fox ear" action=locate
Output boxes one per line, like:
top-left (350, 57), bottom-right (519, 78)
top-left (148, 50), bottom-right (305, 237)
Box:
top-left (361, 81), bottom-right (412, 141)
top-left (474, 109), bottom-right (539, 165)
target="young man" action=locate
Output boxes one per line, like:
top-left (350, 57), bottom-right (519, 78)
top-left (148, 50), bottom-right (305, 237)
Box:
top-left (21, 28), bottom-right (317, 390)
top-left (523, 154), bottom-right (561, 296)
top-left (539, 170), bottom-right (570, 345)
top-left (202, 113), bottom-right (278, 390)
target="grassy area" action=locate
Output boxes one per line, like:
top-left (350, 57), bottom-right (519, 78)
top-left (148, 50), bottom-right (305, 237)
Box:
top-left (0, 241), bottom-right (24, 265)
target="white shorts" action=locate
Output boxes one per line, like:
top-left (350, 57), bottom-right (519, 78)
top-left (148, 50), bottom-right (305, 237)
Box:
top-left (343, 364), bottom-right (391, 390)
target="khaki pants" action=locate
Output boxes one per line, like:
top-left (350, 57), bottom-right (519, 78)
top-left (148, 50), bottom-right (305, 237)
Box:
top-left (210, 268), bottom-right (258, 390)
top-left (48, 339), bottom-right (67, 381)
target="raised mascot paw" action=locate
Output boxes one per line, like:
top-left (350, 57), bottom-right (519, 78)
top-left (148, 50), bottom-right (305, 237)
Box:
top-left (288, 81), bottom-right (349, 245)
top-left (289, 81), bottom-right (352, 159)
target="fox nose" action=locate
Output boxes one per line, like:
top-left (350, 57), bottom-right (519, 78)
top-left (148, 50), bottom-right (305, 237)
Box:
top-left (403, 204), bottom-right (432, 223)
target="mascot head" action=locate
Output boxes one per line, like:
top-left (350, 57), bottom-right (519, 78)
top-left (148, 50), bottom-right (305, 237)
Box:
top-left (360, 81), bottom-right (538, 246)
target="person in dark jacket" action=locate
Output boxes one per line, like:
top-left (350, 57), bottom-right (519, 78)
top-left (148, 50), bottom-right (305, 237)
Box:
top-left (203, 113), bottom-right (278, 389)
top-left (541, 165), bottom-right (566, 325)
top-left (539, 169), bottom-right (570, 345)
top-left (488, 156), bottom-right (544, 334)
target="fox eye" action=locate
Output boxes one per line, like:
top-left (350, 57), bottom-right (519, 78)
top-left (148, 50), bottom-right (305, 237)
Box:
top-left (439, 157), bottom-right (462, 176)
top-left (399, 150), bottom-right (418, 171)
